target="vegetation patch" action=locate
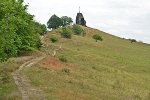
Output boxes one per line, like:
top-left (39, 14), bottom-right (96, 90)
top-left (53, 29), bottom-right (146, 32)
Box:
top-left (0, 60), bottom-right (21, 99)
top-left (0, 0), bottom-right (46, 62)
top-left (82, 30), bottom-right (86, 37)
top-left (59, 55), bottom-right (67, 62)
top-left (129, 38), bottom-right (137, 43)
top-left (62, 68), bottom-right (70, 73)
top-left (92, 34), bottom-right (103, 42)
top-left (37, 27), bottom-right (150, 99)
top-left (60, 27), bottom-right (72, 39)
top-left (72, 24), bottom-right (83, 35)
top-left (50, 35), bottom-right (59, 43)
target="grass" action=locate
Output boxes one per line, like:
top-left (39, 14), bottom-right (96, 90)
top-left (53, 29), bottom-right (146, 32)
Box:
top-left (0, 50), bottom-right (41, 100)
top-left (1, 26), bottom-right (150, 99)
top-left (20, 26), bottom-right (150, 100)
top-left (26, 28), bottom-right (150, 100)
top-left (0, 60), bottom-right (21, 100)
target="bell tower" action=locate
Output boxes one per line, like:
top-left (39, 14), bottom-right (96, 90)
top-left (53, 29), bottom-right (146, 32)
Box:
top-left (75, 7), bottom-right (86, 26)
top-left (79, 6), bottom-right (80, 13)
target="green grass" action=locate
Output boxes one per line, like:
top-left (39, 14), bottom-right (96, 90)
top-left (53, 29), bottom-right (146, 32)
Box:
top-left (0, 60), bottom-right (21, 100)
top-left (5, 26), bottom-right (150, 99)
top-left (0, 50), bottom-right (40, 100)
top-left (21, 26), bottom-right (150, 100)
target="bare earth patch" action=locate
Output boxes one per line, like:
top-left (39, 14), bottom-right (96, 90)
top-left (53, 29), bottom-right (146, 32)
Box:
top-left (39, 56), bottom-right (73, 70)
top-left (9, 56), bottom-right (33, 62)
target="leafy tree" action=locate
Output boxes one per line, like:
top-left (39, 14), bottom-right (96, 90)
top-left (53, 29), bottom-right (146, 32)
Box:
top-left (72, 24), bottom-right (83, 35)
top-left (60, 27), bottom-right (72, 38)
top-left (47, 14), bottom-right (62, 29)
top-left (0, 0), bottom-right (42, 62)
top-left (31, 21), bottom-right (47, 35)
top-left (129, 39), bottom-right (137, 43)
top-left (92, 34), bottom-right (103, 42)
top-left (61, 16), bottom-right (73, 26)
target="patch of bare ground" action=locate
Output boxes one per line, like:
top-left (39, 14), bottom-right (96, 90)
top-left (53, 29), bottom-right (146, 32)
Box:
top-left (39, 56), bottom-right (73, 70)
top-left (9, 50), bottom-right (45, 63)
top-left (9, 56), bottom-right (33, 63)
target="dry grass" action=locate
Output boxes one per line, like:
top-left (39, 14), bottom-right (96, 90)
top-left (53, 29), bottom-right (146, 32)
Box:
top-left (2, 26), bottom-right (150, 100)
top-left (0, 50), bottom-right (44, 100)
top-left (0, 60), bottom-right (22, 99)
top-left (21, 26), bottom-right (150, 100)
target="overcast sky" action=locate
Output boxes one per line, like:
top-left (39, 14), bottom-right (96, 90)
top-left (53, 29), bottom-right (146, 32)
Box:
top-left (24, 0), bottom-right (150, 44)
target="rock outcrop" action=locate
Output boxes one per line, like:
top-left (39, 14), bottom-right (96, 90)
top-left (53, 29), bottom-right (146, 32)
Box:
top-left (76, 12), bottom-right (86, 26)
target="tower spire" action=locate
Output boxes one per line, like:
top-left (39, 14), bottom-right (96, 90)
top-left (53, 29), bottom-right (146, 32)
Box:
top-left (79, 6), bottom-right (80, 13)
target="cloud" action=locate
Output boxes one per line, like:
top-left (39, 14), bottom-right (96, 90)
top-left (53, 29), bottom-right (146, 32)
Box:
top-left (24, 0), bottom-right (150, 44)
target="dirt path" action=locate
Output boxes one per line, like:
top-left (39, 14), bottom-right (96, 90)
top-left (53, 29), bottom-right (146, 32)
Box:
top-left (12, 56), bottom-right (46, 100)
top-left (52, 46), bottom-right (62, 56)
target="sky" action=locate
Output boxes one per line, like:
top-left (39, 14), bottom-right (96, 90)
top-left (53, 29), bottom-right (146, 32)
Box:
top-left (24, 0), bottom-right (150, 44)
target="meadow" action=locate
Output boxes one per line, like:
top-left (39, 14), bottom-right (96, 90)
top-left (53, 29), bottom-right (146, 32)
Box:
top-left (21, 26), bottom-right (150, 100)
top-left (0, 60), bottom-right (21, 99)
top-left (1, 26), bottom-right (150, 100)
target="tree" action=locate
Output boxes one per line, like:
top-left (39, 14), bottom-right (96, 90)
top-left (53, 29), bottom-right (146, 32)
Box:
top-left (31, 21), bottom-right (47, 35)
top-left (92, 34), bottom-right (103, 42)
top-left (61, 16), bottom-right (73, 26)
top-left (0, 0), bottom-right (42, 62)
top-left (47, 14), bottom-right (62, 29)
top-left (129, 39), bottom-right (137, 43)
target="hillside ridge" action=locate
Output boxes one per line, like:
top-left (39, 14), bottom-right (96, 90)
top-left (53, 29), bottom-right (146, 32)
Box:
top-left (1, 26), bottom-right (150, 100)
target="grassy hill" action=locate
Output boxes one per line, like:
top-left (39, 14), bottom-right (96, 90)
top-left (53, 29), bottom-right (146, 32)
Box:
top-left (1, 26), bottom-right (150, 100)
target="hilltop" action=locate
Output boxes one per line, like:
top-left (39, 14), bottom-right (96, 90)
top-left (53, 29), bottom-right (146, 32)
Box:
top-left (1, 26), bottom-right (150, 100)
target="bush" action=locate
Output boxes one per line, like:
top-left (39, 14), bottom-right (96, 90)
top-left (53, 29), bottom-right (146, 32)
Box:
top-left (62, 68), bottom-right (70, 73)
top-left (82, 30), bottom-right (86, 37)
top-left (139, 40), bottom-right (143, 43)
top-left (92, 34), bottom-right (103, 42)
top-left (129, 39), bottom-right (137, 43)
top-left (72, 24), bottom-right (83, 35)
top-left (59, 55), bottom-right (67, 62)
top-left (50, 35), bottom-right (59, 43)
top-left (60, 27), bottom-right (72, 38)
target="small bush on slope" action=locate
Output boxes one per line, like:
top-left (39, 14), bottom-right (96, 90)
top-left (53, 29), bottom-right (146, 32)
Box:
top-left (50, 35), bottom-right (59, 43)
top-left (60, 27), bottom-right (72, 39)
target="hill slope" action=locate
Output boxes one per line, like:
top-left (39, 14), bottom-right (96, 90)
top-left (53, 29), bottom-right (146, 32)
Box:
top-left (21, 26), bottom-right (150, 100)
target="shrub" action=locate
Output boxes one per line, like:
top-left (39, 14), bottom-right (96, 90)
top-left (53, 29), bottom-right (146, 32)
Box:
top-left (72, 24), bottom-right (83, 35)
top-left (82, 30), bottom-right (86, 37)
top-left (60, 27), bottom-right (72, 38)
top-left (139, 40), bottom-right (143, 43)
top-left (62, 68), bottom-right (70, 73)
top-left (50, 35), bottom-right (59, 43)
top-left (92, 34), bottom-right (103, 42)
top-left (59, 55), bottom-right (67, 62)
top-left (129, 39), bottom-right (136, 43)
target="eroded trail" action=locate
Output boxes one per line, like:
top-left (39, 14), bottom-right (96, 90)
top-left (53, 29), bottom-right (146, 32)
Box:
top-left (12, 56), bottom-right (46, 100)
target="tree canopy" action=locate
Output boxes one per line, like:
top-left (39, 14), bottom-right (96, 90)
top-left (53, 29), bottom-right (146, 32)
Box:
top-left (61, 16), bottom-right (73, 26)
top-left (31, 21), bottom-right (47, 35)
top-left (92, 34), bottom-right (103, 42)
top-left (129, 39), bottom-right (137, 43)
top-left (47, 14), bottom-right (62, 29)
top-left (0, 0), bottom-right (42, 62)
top-left (47, 15), bottom-right (73, 29)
